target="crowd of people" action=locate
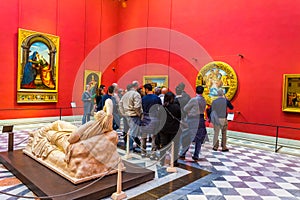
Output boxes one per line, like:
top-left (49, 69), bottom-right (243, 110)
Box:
top-left (81, 80), bottom-right (234, 167)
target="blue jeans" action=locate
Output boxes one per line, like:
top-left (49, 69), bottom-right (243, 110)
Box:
top-left (82, 113), bottom-right (90, 124)
top-left (180, 116), bottom-right (207, 158)
top-left (126, 116), bottom-right (141, 150)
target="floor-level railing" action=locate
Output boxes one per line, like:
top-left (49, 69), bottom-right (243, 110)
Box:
top-left (229, 120), bottom-right (300, 153)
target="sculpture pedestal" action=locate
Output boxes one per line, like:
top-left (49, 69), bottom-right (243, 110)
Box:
top-left (0, 150), bottom-right (154, 200)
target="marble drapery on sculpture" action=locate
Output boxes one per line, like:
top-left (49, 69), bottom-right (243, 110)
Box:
top-left (23, 99), bottom-right (124, 184)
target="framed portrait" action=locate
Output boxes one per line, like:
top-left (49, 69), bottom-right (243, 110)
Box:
top-left (17, 28), bottom-right (59, 103)
top-left (143, 76), bottom-right (168, 89)
top-left (196, 61), bottom-right (238, 105)
top-left (282, 74), bottom-right (300, 112)
top-left (84, 70), bottom-right (101, 98)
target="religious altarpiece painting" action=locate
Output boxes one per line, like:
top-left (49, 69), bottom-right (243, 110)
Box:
top-left (84, 70), bottom-right (101, 99)
top-left (17, 28), bottom-right (59, 103)
top-left (196, 61), bottom-right (238, 105)
top-left (282, 74), bottom-right (300, 113)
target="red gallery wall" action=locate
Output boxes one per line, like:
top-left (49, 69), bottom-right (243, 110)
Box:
top-left (0, 0), bottom-right (119, 119)
top-left (0, 0), bottom-right (300, 140)
top-left (116, 0), bottom-right (300, 140)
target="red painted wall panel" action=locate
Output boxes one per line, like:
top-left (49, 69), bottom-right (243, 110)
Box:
top-left (116, 0), bottom-right (300, 140)
top-left (0, 0), bottom-right (19, 110)
top-left (101, 0), bottom-right (120, 41)
top-left (0, 0), bottom-right (118, 119)
top-left (148, 0), bottom-right (171, 27)
top-left (118, 0), bottom-right (148, 31)
top-left (19, 0), bottom-right (58, 35)
top-left (56, 0), bottom-right (86, 108)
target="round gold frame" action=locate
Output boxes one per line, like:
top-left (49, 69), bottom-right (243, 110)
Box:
top-left (196, 61), bottom-right (238, 105)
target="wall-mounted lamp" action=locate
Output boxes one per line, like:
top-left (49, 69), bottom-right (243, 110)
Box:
top-left (112, 66), bottom-right (116, 72)
top-left (238, 54), bottom-right (244, 59)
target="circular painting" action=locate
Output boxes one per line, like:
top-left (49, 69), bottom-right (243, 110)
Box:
top-left (196, 61), bottom-right (238, 105)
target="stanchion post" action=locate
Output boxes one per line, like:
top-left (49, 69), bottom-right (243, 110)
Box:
top-left (2, 125), bottom-right (14, 152)
top-left (111, 158), bottom-right (127, 200)
top-left (60, 108), bottom-right (62, 120)
top-left (123, 132), bottom-right (132, 159)
top-left (8, 132), bottom-right (14, 152)
top-left (275, 126), bottom-right (279, 152)
top-left (167, 141), bottom-right (177, 173)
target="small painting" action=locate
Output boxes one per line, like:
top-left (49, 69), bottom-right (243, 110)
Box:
top-left (143, 76), bottom-right (168, 89)
top-left (84, 70), bottom-right (101, 99)
top-left (282, 74), bottom-right (300, 112)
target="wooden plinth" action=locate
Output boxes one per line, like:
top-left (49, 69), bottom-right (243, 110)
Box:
top-left (0, 150), bottom-right (154, 200)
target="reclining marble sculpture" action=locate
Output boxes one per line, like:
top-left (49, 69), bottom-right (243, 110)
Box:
top-left (23, 99), bottom-right (124, 184)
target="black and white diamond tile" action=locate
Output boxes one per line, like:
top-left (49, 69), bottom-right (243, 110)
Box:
top-left (183, 143), bottom-right (300, 200)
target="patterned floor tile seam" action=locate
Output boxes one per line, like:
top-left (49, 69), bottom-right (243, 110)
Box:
top-left (0, 131), bottom-right (29, 153)
top-left (0, 175), bottom-right (15, 181)
top-left (197, 175), bottom-right (300, 196)
top-left (0, 183), bottom-right (34, 200)
top-left (179, 149), bottom-right (300, 174)
top-left (11, 188), bottom-right (35, 199)
top-left (228, 139), bottom-right (300, 157)
top-left (0, 190), bottom-right (35, 200)
top-left (160, 176), bottom-right (221, 200)
top-left (186, 195), bottom-right (292, 200)
top-left (203, 142), bottom-right (300, 163)
top-left (0, 170), bottom-right (13, 175)
top-left (175, 146), bottom-right (300, 199)
top-left (208, 133), bottom-right (300, 157)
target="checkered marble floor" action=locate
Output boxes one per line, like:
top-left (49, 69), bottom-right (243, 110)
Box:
top-left (181, 143), bottom-right (300, 200)
top-left (0, 124), bottom-right (300, 200)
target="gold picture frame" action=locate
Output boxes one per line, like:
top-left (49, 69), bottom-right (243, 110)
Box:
top-left (17, 28), bottom-right (59, 103)
top-left (84, 70), bottom-right (102, 97)
top-left (196, 61), bottom-right (238, 105)
top-left (143, 76), bottom-right (168, 89)
top-left (282, 74), bottom-right (300, 112)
